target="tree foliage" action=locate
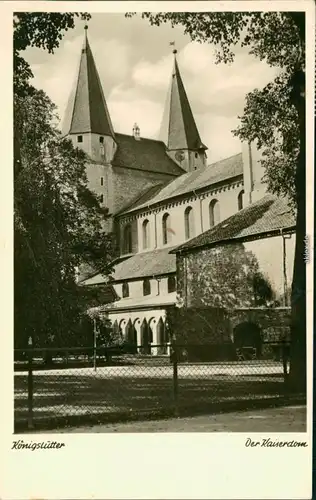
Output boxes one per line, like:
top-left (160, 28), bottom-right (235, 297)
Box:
top-left (15, 89), bottom-right (113, 348)
top-left (131, 11), bottom-right (306, 390)
top-left (14, 12), bottom-right (90, 95)
top-left (235, 74), bottom-right (299, 204)
top-left (14, 13), bottom-right (115, 348)
top-left (130, 11), bottom-right (304, 205)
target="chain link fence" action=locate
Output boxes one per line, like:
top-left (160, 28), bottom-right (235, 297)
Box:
top-left (14, 340), bottom-right (296, 432)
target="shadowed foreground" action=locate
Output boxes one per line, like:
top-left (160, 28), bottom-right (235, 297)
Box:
top-left (14, 360), bottom-right (305, 432)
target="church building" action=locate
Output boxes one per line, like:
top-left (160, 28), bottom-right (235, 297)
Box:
top-left (62, 27), bottom-right (295, 354)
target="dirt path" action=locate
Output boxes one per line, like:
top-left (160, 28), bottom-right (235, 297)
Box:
top-left (50, 405), bottom-right (306, 433)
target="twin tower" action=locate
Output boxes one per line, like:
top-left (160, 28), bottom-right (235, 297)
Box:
top-left (62, 26), bottom-right (208, 174)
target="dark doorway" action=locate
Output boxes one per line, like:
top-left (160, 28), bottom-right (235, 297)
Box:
top-left (126, 319), bottom-right (137, 352)
top-left (140, 319), bottom-right (152, 355)
top-left (233, 322), bottom-right (262, 360)
top-left (157, 318), bottom-right (168, 354)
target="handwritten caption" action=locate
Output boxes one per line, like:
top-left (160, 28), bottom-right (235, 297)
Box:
top-left (12, 440), bottom-right (65, 451)
top-left (245, 437), bottom-right (308, 448)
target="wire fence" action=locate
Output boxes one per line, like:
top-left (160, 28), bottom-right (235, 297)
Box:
top-left (14, 341), bottom-right (295, 432)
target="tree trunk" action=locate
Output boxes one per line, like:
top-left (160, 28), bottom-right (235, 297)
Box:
top-left (288, 67), bottom-right (306, 393)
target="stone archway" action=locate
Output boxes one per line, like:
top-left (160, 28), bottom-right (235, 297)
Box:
top-left (118, 319), bottom-right (127, 341)
top-left (233, 322), bottom-right (262, 360)
top-left (119, 318), bottom-right (126, 331)
top-left (148, 317), bottom-right (158, 355)
top-left (140, 318), bottom-right (151, 355)
top-left (126, 319), bottom-right (137, 352)
top-left (157, 317), bottom-right (168, 354)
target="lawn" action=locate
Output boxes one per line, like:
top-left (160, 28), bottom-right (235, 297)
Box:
top-left (14, 359), bottom-right (291, 431)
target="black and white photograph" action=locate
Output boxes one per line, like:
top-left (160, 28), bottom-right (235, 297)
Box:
top-left (2, 1), bottom-right (314, 498)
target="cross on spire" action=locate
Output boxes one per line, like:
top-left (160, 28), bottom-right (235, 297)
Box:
top-left (83, 24), bottom-right (88, 48)
top-left (169, 41), bottom-right (177, 55)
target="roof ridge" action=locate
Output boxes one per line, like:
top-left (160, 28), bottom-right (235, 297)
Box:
top-left (113, 244), bottom-right (177, 281)
top-left (171, 194), bottom-right (295, 253)
top-left (114, 132), bottom-right (167, 145)
top-left (119, 153), bottom-right (244, 216)
top-left (115, 182), bottom-right (166, 215)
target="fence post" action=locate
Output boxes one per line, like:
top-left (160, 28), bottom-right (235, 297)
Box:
top-left (171, 334), bottom-right (179, 417)
top-left (27, 336), bottom-right (34, 430)
top-left (93, 319), bottom-right (97, 372)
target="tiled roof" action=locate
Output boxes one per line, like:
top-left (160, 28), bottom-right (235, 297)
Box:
top-left (79, 283), bottom-right (119, 307)
top-left (172, 194), bottom-right (296, 253)
top-left (79, 255), bottom-right (131, 286)
top-left (116, 183), bottom-right (166, 215)
top-left (62, 31), bottom-right (115, 138)
top-left (168, 57), bottom-right (206, 151)
top-left (77, 263), bottom-right (97, 284)
top-left (82, 247), bottom-right (177, 285)
top-left (113, 246), bottom-right (177, 281)
top-left (112, 134), bottom-right (185, 176)
top-left (120, 152), bottom-right (243, 215)
top-left (80, 272), bottom-right (109, 286)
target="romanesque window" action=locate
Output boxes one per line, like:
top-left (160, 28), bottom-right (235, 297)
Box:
top-left (100, 194), bottom-right (104, 204)
top-left (143, 278), bottom-right (151, 296)
top-left (238, 190), bottom-right (244, 211)
top-left (77, 135), bottom-right (83, 143)
top-left (101, 177), bottom-right (104, 186)
top-left (209, 199), bottom-right (220, 228)
top-left (99, 136), bottom-right (104, 144)
top-left (122, 282), bottom-right (129, 298)
top-left (142, 219), bottom-right (150, 249)
top-left (162, 213), bottom-right (171, 245)
top-left (167, 276), bottom-right (176, 293)
top-left (123, 224), bottom-right (132, 254)
top-left (184, 206), bottom-right (195, 240)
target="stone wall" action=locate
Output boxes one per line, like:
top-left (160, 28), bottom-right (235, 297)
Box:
top-left (228, 307), bottom-right (291, 342)
top-left (167, 305), bottom-right (291, 361)
top-left (176, 235), bottom-right (295, 308)
top-left (116, 178), bottom-right (244, 256)
top-left (112, 166), bottom-right (175, 215)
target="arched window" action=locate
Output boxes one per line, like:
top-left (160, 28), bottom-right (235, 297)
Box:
top-left (142, 219), bottom-right (150, 249)
top-left (238, 190), bottom-right (244, 211)
top-left (162, 213), bottom-right (172, 245)
top-left (184, 206), bottom-right (195, 240)
top-left (123, 224), bottom-right (132, 254)
top-left (143, 278), bottom-right (151, 296)
top-left (122, 282), bottom-right (129, 298)
top-left (209, 199), bottom-right (220, 228)
top-left (167, 276), bottom-right (176, 293)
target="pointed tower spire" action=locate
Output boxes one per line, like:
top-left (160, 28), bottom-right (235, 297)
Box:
top-left (62, 25), bottom-right (116, 146)
top-left (166, 49), bottom-right (207, 172)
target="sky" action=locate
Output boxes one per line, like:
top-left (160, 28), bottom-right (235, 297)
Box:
top-left (24, 13), bottom-right (280, 164)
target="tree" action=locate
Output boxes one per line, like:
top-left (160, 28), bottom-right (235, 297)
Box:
top-left (14, 13), bottom-right (90, 95)
top-left (14, 13), bottom-right (115, 349)
top-left (131, 12), bottom-right (306, 390)
top-left (14, 88), bottom-right (113, 349)
top-left (14, 13), bottom-right (91, 178)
